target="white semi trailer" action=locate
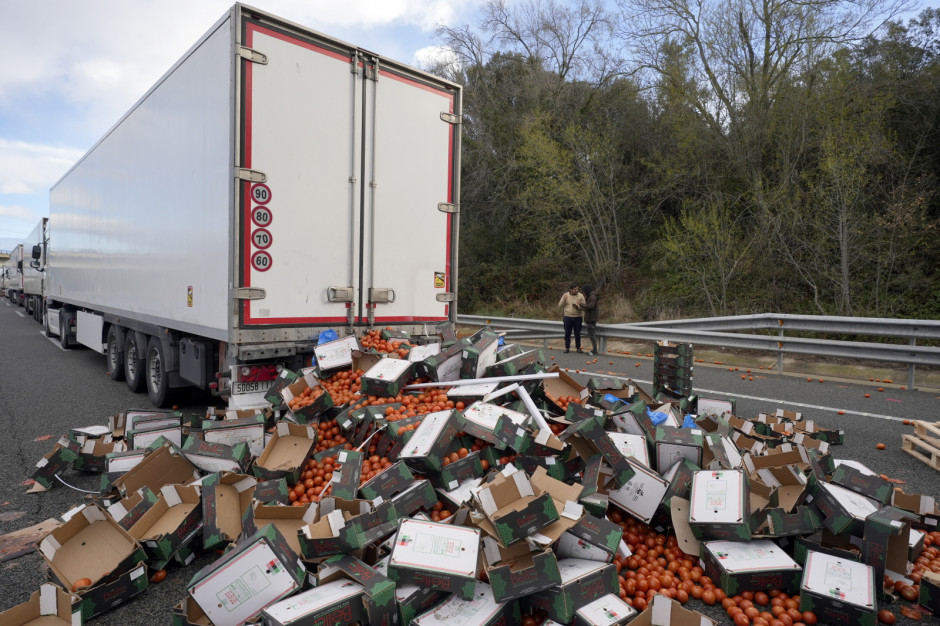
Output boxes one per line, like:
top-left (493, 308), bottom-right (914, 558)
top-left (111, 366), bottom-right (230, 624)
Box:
top-left (22, 217), bottom-right (48, 322)
top-left (45, 4), bottom-right (461, 408)
top-left (5, 245), bottom-right (24, 305)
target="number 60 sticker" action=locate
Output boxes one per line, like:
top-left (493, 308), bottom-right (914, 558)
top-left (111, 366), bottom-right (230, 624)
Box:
top-left (251, 251), bottom-right (272, 272)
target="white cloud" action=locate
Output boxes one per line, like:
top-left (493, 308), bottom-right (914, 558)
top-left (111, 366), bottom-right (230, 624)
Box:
top-left (0, 204), bottom-right (38, 221)
top-left (413, 45), bottom-right (460, 71)
top-left (0, 140), bottom-right (83, 196)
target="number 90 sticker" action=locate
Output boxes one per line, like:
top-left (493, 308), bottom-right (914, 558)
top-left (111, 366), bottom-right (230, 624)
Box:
top-left (251, 251), bottom-right (272, 272)
top-left (251, 183), bottom-right (272, 205)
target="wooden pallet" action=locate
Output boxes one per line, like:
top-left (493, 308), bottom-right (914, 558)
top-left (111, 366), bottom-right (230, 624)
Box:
top-left (913, 421), bottom-right (940, 449)
top-left (902, 433), bottom-right (940, 471)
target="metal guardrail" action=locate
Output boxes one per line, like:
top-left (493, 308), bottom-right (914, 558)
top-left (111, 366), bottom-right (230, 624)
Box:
top-left (457, 313), bottom-right (940, 390)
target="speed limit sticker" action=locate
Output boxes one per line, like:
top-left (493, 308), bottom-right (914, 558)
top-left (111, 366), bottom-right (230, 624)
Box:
top-left (251, 183), bottom-right (272, 205)
top-left (251, 206), bottom-right (272, 227)
top-left (251, 251), bottom-right (272, 272)
top-left (252, 228), bottom-right (272, 250)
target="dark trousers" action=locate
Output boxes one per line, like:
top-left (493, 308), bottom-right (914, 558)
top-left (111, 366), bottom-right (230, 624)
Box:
top-left (563, 316), bottom-right (582, 350)
top-left (585, 322), bottom-right (597, 352)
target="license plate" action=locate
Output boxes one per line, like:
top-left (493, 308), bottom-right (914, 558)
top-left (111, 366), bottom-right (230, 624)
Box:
top-left (232, 380), bottom-right (274, 395)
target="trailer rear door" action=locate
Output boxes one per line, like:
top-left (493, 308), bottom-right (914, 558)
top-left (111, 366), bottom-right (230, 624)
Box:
top-left (238, 17), bottom-right (458, 329)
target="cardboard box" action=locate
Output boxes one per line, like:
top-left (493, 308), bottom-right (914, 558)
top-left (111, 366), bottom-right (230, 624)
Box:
top-left (472, 467), bottom-right (560, 546)
top-left (314, 335), bottom-right (361, 371)
top-left (74, 438), bottom-right (125, 473)
top-left (462, 402), bottom-right (528, 447)
top-left (374, 555), bottom-right (448, 626)
top-left (481, 536), bottom-right (562, 602)
top-left (30, 436), bottom-right (80, 491)
top-left (862, 506), bottom-right (917, 599)
top-left (265, 368), bottom-right (301, 409)
top-left (561, 416), bottom-right (636, 489)
top-left (629, 594), bottom-right (717, 626)
top-left (688, 470), bottom-right (752, 541)
top-left (360, 357), bottom-right (414, 398)
top-left (388, 519), bottom-right (481, 600)
top-left (652, 459), bottom-right (699, 533)
top-left (0, 583), bottom-right (82, 625)
top-left (654, 426), bottom-right (704, 472)
top-left (181, 435), bottom-right (250, 473)
top-left (399, 409), bottom-right (465, 473)
top-left (527, 558), bottom-right (619, 624)
top-left (485, 348), bottom-right (546, 377)
top-left (330, 449), bottom-right (364, 500)
top-left (607, 432), bottom-right (651, 468)
top-left (280, 371), bottom-right (335, 423)
top-left (412, 581), bottom-right (520, 626)
top-left (358, 460), bottom-right (416, 501)
top-left (607, 458), bottom-right (669, 525)
top-left (37, 505), bottom-right (148, 619)
top-left (458, 329), bottom-right (500, 379)
top-left (702, 539), bottom-right (802, 595)
top-left (799, 550), bottom-right (877, 626)
top-left (701, 433), bottom-right (742, 470)
top-left (106, 486), bottom-right (160, 531)
top-left (831, 463), bottom-right (893, 505)
top-left (201, 413), bottom-right (266, 457)
top-left (187, 523), bottom-right (306, 626)
top-left (793, 530), bottom-right (863, 565)
top-left (811, 481), bottom-right (879, 537)
top-left (418, 342), bottom-right (463, 382)
top-left (110, 439), bottom-right (199, 498)
top-left (446, 381), bottom-right (499, 405)
top-left (261, 579), bottom-right (367, 626)
top-left (317, 553), bottom-right (398, 626)
top-left (919, 570), bottom-right (940, 614)
top-left (574, 593), bottom-right (638, 626)
top-left (126, 484), bottom-right (202, 564)
top-left (557, 515), bottom-right (623, 563)
top-left (389, 479), bottom-right (438, 518)
top-left (253, 421), bottom-right (317, 484)
top-left (542, 366), bottom-right (590, 411)
top-left (199, 472), bottom-right (256, 549)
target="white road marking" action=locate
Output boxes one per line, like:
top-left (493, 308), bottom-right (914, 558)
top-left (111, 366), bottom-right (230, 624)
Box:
top-left (595, 375), bottom-right (910, 423)
top-left (15, 311), bottom-right (25, 317)
top-left (42, 331), bottom-right (69, 351)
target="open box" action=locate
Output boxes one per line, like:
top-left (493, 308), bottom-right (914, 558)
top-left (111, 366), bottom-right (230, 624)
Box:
top-left (629, 594), bottom-right (717, 626)
top-left (126, 484), bottom-right (203, 564)
top-left (317, 553), bottom-right (397, 626)
top-left (481, 535), bottom-right (562, 602)
top-left (0, 584), bottom-right (82, 625)
top-left (252, 421), bottom-right (317, 484)
top-left (472, 467), bottom-right (560, 546)
top-left (199, 472), bottom-right (256, 549)
top-left (526, 558), bottom-right (619, 624)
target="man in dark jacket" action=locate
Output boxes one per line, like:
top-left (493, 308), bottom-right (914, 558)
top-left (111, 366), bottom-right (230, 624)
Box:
top-left (581, 285), bottom-right (599, 355)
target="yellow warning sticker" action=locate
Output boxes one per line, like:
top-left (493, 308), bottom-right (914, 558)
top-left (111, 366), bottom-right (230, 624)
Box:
top-left (434, 272), bottom-right (445, 288)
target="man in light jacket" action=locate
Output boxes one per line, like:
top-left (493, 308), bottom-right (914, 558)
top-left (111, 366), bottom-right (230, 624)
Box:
top-left (558, 282), bottom-right (586, 353)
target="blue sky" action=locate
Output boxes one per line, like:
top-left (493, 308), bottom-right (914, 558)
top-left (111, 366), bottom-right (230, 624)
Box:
top-left (0, 0), bottom-right (482, 250)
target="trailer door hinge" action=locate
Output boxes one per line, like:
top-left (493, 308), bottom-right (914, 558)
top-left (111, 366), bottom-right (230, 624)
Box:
top-left (437, 202), bottom-right (459, 214)
top-left (440, 112), bottom-right (461, 124)
top-left (328, 286), bottom-right (355, 303)
top-left (436, 292), bottom-right (457, 303)
top-left (236, 168), bottom-right (267, 183)
top-left (235, 288), bottom-right (266, 300)
top-left (238, 46), bottom-right (268, 64)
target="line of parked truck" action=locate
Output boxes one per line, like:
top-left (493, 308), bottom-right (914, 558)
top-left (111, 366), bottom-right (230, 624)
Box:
top-left (1, 4), bottom-right (461, 411)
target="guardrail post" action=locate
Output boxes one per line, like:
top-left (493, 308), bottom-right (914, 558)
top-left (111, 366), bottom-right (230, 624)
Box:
top-left (777, 328), bottom-right (784, 374)
top-left (909, 337), bottom-right (916, 390)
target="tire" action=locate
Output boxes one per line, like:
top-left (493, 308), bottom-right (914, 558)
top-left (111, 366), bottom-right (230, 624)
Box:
top-left (146, 336), bottom-right (174, 408)
top-left (58, 314), bottom-right (71, 349)
top-left (124, 332), bottom-right (146, 393)
top-left (106, 325), bottom-right (126, 381)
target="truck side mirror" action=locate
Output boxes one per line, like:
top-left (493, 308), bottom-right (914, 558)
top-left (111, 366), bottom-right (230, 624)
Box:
top-left (32, 244), bottom-right (41, 260)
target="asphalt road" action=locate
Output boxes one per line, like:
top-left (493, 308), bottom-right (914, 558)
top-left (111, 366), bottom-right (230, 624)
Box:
top-left (1, 299), bottom-right (938, 624)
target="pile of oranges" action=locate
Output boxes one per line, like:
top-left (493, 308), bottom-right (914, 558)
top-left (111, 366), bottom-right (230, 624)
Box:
top-left (609, 513), bottom-right (820, 625)
top-left (544, 392), bottom-right (582, 411)
top-left (320, 369), bottom-right (365, 405)
top-left (313, 419), bottom-right (352, 454)
top-left (359, 329), bottom-right (411, 358)
top-left (289, 456), bottom-right (336, 505)
top-left (286, 384), bottom-right (325, 412)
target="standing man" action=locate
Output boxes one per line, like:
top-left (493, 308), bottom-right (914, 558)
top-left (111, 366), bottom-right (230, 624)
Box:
top-left (581, 284), bottom-right (599, 355)
top-left (558, 282), bottom-right (586, 353)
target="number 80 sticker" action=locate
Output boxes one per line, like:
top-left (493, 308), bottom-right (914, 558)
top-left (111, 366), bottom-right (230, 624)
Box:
top-left (251, 250), bottom-right (272, 272)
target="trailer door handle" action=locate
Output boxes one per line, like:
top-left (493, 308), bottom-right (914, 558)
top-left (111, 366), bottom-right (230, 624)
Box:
top-left (369, 288), bottom-right (395, 304)
top-left (328, 286), bottom-right (355, 303)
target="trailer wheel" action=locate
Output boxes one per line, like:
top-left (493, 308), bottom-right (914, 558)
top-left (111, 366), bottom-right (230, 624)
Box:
top-left (58, 314), bottom-right (71, 349)
top-left (124, 333), bottom-right (146, 392)
top-left (106, 325), bottom-right (126, 381)
top-left (146, 337), bottom-right (174, 407)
